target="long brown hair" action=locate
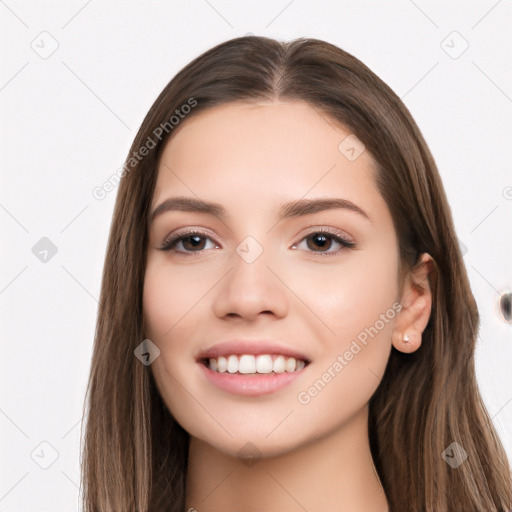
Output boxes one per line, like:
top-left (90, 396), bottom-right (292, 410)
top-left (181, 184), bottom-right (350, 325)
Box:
top-left (80, 35), bottom-right (512, 511)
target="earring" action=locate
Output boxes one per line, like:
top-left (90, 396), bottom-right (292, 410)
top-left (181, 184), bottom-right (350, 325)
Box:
top-left (403, 334), bottom-right (412, 344)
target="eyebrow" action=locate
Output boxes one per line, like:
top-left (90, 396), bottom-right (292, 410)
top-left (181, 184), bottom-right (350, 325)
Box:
top-left (149, 196), bottom-right (372, 224)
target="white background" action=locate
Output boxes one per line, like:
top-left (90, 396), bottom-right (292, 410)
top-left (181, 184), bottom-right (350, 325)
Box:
top-left (1, 1), bottom-right (511, 510)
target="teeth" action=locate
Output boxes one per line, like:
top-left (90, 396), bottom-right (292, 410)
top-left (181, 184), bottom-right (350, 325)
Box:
top-left (227, 355), bottom-right (238, 373)
top-left (209, 357), bottom-right (219, 372)
top-left (217, 356), bottom-right (227, 372)
top-left (206, 354), bottom-right (307, 374)
top-left (273, 355), bottom-right (286, 373)
top-left (256, 354), bottom-right (273, 373)
top-left (285, 357), bottom-right (296, 372)
top-left (239, 354), bottom-right (256, 374)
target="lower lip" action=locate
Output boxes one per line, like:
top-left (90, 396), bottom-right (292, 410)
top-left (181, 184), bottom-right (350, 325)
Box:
top-left (198, 362), bottom-right (308, 396)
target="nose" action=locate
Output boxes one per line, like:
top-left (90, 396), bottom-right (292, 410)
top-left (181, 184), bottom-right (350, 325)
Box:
top-left (212, 241), bottom-right (289, 322)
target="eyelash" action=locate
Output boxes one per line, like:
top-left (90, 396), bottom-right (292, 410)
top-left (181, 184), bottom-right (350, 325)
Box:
top-left (158, 227), bottom-right (356, 256)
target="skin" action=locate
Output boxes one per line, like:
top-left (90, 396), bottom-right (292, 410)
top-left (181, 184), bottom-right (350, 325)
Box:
top-left (143, 100), bottom-right (433, 512)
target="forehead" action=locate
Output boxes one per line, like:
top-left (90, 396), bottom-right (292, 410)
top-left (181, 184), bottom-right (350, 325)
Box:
top-left (152, 100), bottom-right (385, 221)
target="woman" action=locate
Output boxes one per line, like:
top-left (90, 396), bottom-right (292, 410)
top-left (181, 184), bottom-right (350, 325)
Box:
top-left (80, 35), bottom-right (512, 511)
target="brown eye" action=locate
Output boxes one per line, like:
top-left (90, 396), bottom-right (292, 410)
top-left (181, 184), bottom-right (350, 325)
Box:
top-left (306, 233), bottom-right (334, 251)
top-left (180, 234), bottom-right (207, 251)
top-left (159, 231), bottom-right (218, 254)
top-left (293, 230), bottom-right (356, 255)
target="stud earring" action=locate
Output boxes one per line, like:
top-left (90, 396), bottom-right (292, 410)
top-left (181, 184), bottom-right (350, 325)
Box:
top-left (403, 334), bottom-right (412, 344)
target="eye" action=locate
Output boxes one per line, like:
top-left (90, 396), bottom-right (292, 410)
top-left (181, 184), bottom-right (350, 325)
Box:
top-left (291, 228), bottom-right (356, 255)
top-left (159, 230), bottom-right (219, 254)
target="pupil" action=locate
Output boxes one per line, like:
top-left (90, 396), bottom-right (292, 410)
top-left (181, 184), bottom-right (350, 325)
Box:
top-left (310, 234), bottom-right (329, 250)
top-left (185, 235), bottom-right (204, 250)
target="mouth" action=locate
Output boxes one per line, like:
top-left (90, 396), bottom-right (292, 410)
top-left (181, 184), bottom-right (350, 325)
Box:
top-left (197, 353), bottom-right (311, 397)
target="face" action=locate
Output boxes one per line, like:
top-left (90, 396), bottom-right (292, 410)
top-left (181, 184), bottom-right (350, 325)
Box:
top-left (143, 100), bottom-right (401, 458)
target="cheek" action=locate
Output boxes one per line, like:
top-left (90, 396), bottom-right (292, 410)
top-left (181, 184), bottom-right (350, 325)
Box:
top-left (143, 274), bottom-right (173, 339)
top-left (291, 243), bottom-right (399, 342)
top-left (290, 248), bottom-right (398, 413)
top-left (142, 259), bottom-right (207, 337)
top-left (143, 264), bottom-right (198, 419)
top-left (142, 263), bottom-right (194, 391)
top-left (293, 303), bottom-right (394, 433)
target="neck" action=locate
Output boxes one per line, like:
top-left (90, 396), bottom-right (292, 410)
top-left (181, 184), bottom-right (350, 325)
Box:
top-left (184, 405), bottom-right (388, 512)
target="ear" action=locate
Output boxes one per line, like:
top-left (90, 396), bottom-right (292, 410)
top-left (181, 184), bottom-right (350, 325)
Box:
top-left (392, 252), bottom-right (434, 353)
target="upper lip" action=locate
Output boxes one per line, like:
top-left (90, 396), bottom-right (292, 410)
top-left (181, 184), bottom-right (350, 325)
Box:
top-left (196, 340), bottom-right (311, 363)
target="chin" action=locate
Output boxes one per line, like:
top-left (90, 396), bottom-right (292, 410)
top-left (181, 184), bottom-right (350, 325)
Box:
top-left (186, 416), bottom-right (315, 460)
top-left (202, 433), bottom-right (304, 461)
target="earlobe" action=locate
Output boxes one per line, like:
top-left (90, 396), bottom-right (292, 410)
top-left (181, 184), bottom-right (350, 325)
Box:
top-left (393, 331), bottom-right (419, 353)
top-left (392, 252), bottom-right (434, 353)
